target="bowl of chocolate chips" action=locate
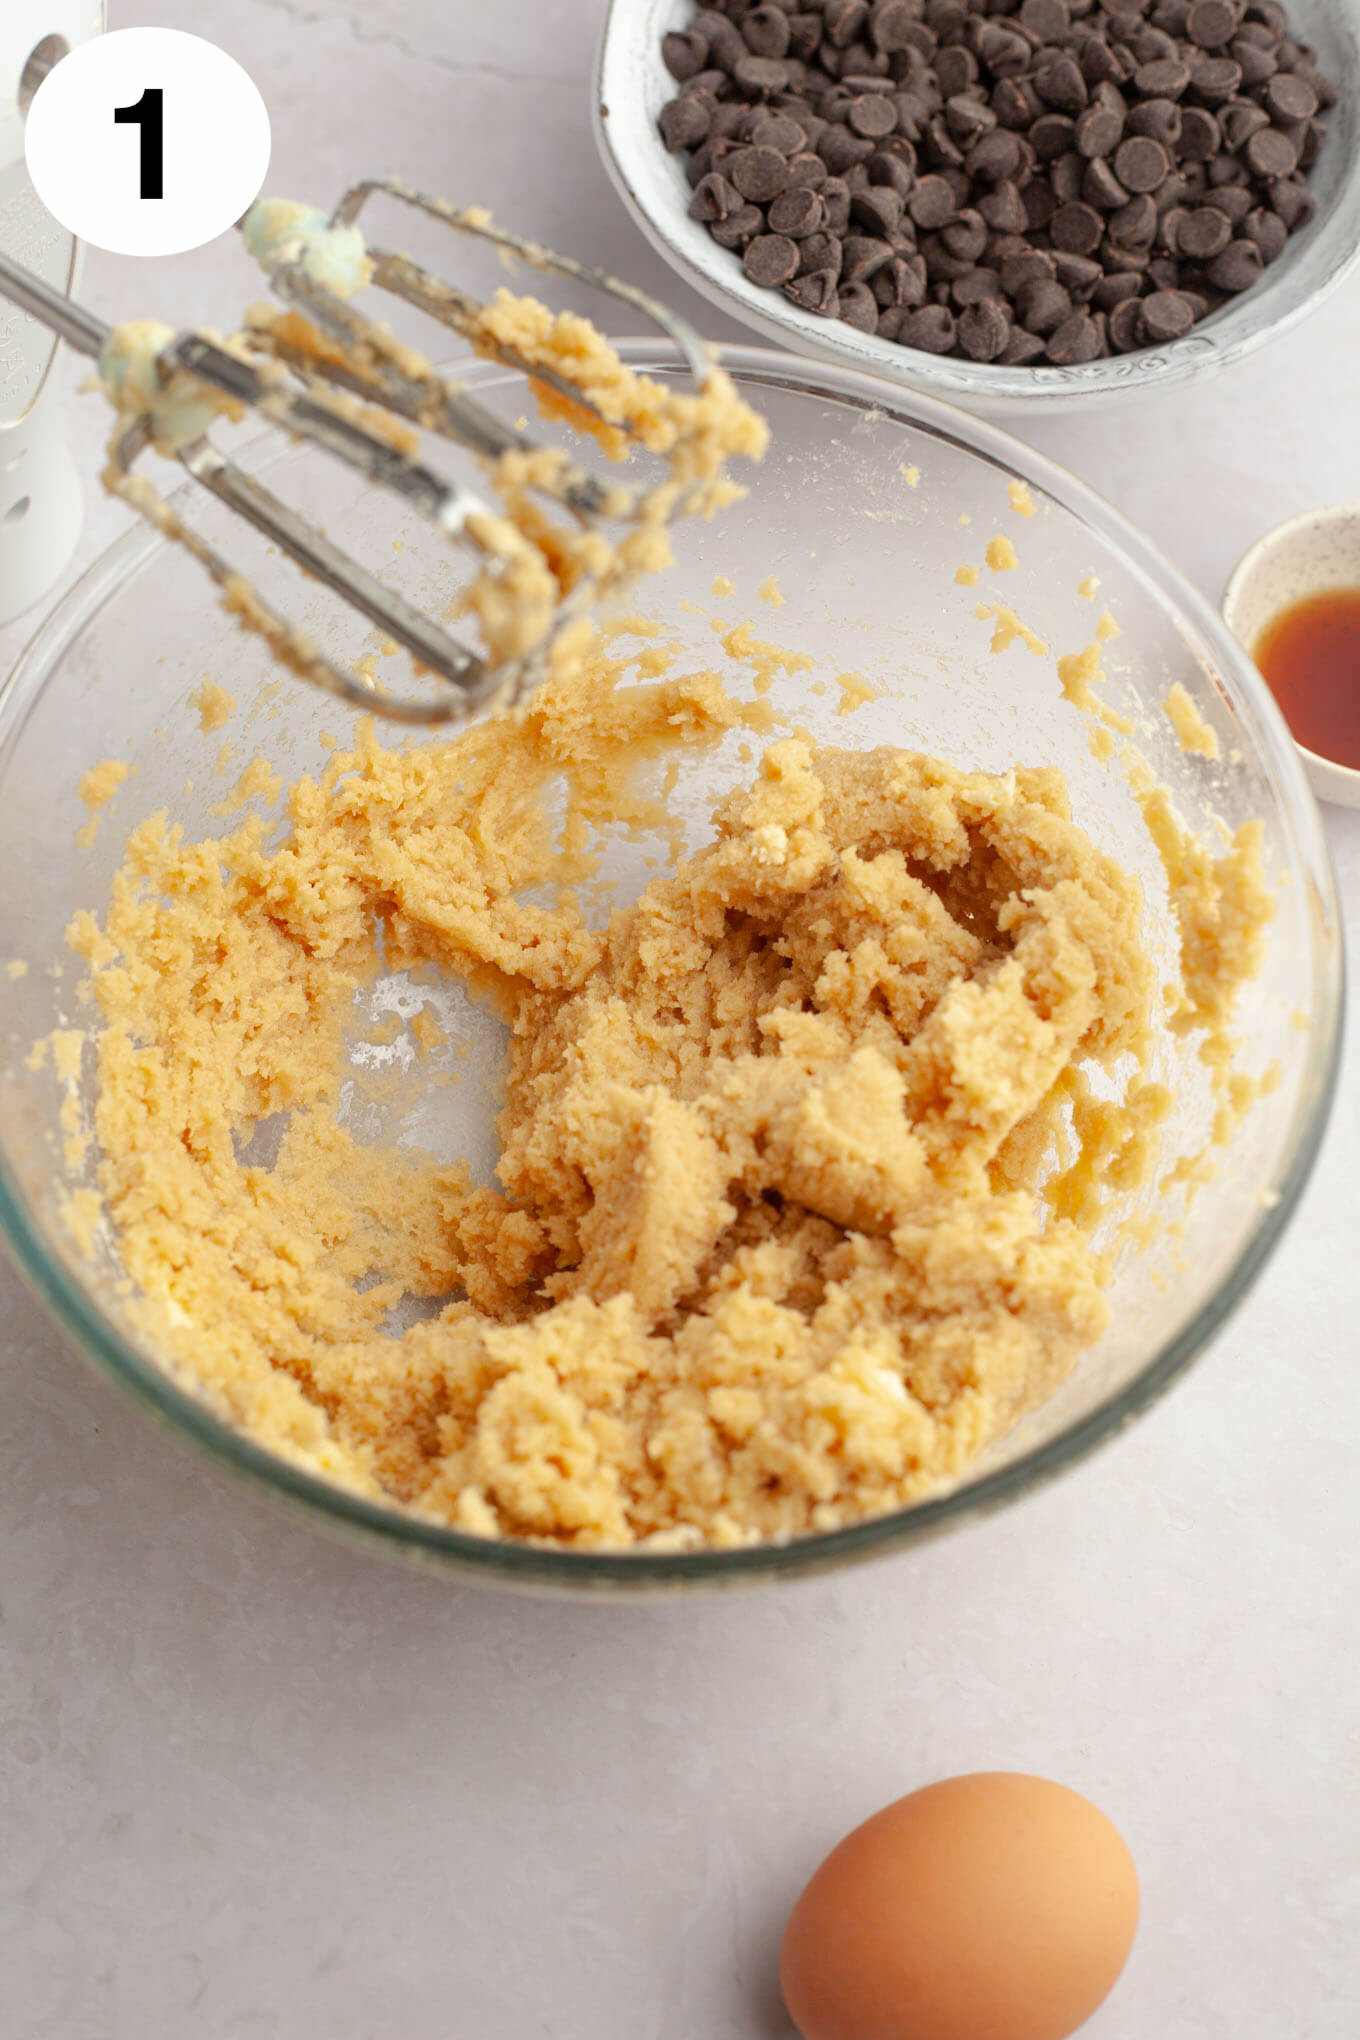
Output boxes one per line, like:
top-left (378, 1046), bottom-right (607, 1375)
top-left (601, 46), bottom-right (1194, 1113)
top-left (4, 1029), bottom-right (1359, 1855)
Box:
top-left (595, 0), bottom-right (1359, 410)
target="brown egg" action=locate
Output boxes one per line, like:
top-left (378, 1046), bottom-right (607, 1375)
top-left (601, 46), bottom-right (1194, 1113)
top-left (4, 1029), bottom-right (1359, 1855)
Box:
top-left (780, 1772), bottom-right (1139, 2040)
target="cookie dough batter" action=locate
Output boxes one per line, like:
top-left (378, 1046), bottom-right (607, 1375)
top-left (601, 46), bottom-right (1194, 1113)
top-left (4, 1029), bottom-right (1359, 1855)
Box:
top-left (70, 614), bottom-right (1243, 1551)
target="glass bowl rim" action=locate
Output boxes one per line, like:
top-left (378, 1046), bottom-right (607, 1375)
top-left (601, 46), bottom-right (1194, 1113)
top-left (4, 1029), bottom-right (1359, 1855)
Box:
top-left (0, 341), bottom-right (1343, 1592)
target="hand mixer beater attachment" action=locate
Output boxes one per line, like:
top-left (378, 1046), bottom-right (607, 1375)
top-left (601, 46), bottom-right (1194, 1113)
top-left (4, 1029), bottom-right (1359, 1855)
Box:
top-left (0, 179), bottom-right (756, 723)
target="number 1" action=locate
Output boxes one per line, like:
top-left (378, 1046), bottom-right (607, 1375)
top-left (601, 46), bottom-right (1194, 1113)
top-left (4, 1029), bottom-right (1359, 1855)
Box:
top-left (114, 87), bottom-right (164, 200)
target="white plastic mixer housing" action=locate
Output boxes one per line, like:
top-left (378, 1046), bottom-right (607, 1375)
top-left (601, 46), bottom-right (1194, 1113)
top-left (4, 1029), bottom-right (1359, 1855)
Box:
top-left (0, 3), bottom-right (103, 625)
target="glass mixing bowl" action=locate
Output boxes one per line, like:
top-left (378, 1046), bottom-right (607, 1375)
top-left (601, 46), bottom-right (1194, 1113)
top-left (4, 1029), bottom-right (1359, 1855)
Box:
top-left (0, 345), bottom-right (1341, 1593)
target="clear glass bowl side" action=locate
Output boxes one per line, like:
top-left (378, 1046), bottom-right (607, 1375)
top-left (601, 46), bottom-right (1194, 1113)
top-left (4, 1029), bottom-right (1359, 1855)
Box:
top-left (0, 346), bottom-right (1341, 1591)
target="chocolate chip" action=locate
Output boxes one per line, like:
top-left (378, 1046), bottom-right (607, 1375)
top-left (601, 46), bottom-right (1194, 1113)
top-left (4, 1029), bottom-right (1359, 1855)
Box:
top-left (978, 180), bottom-right (1029, 233)
top-left (1205, 236), bottom-right (1264, 290)
top-left (1186, 0), bottom-right (1235, 48)
top-left (709, 203), bottom-right (766, 248)
top-left (1111, 191), bottom-right (1159, 242)
top-left (1001, 248), bottom-right (1057, 293)
top-left (769, 185), bottom-right (827, 235)
top-left (1175, 105), bottom-right (1221, 157)
top-left (1250, 0), bottom-right (1290, 31)
top-left (1032, 112), bottom-right (1079, 161)
top-left (968, 128), bottom-right (1025, 182)
top-left (850, 92), bottom-right (900, 137)
top-left (1108, 296), bottom-right (1147, 349)
top-left (788, 14), bottom-right (827, 63)
top-left (1046, 308), bottom-right (1102, 361)
top-left (867, 150), bottom-right (917, 198)
top-left (825, 0), bottom-right (870, 48)
top-left (733, 53), bottom-right (791, 96)
top-left (1302, 63), bottom-right (1338, 112)
top-left (1219, 100), bottom-right (1271, 151)
top-left (1268, 175), bottom-right (1316, 229)
top-left (1231, 37), bottom-right (1278, 86)
top-left (999, 325), bottom-right (1048, 363)
top-left (743, 232), bottom-right (802, 286)
top-left (1185, 54), bottom-right (1241, 102)
top-left (662, 96), bottom-right (714, 153)
top-left (1242, 204), bottom-right (1288, 261)
top-left (951, 102), bottom-right (1003, 150)
top-left (1209, 153), bottom-right (1248, 189)
top-left (1141, 286), bottom-right (1196, 336)
top-left (787, 150), bottom-right (831, 188)
top-left (1114, 134), bottom-right (1171, 189)
top-left (728, 146), bottom-right (785, 202)
top-left (1020, 0), bottom-right (1073, 42)
top-left (1051, 150), bottom-right (1086, 202)
top-left (1133, 24), bottom-right (1182, 64)
top-left (1094, 269), bottom-right (1145, 309)
top-left (838, 279), bottom-right (881, 329)
top-left (993, 77), bottom-right (1043, 128)
top-left (1017, 276), bottom-right (1074, 332)
top-left (1128, 97), bottom-right (1182, 146)
top-left (1135, 57), bottom-right (1191, 97)
top-left (850, 184), bottom-right (902, 236)
top-left (958, 298), bottom-right (1012, 358)
top-left (1075, 103), bottom-right (1126, 156)
top-left (1023, 180), bottom-right (1058, 230)
top-left (1204, 182), bottom-right (1253, 221)
top-left (684, 136), bottom-right (728, 189)
top-left (1078, 35), bottom-right (1124, 86)
top-left (1157, 202), bottom-right (1189, 250)
top-left (1051, 249), bottom-right (1104, 292)
top-left (941, 208), bottom-right (988, 261)
top-left (689, 171), bottom-right (742, 223)
top-left (663, 30), bottom-right (709, 84)
top-left (978, 24), bottom-right (1034, 80)
top-left (798, 231), bottom-right (844, 276)
top-left (949, 264), bottom-right (1000, 304)
top-left (1035, 56), bottom-right (1089, 111)
top-left (875, 251), bottom-right (929, 303)
top-left (923, 113), bottom-right (966, 169)
top-left (1299, 117), bottom-right (1326, 170)
top-left (898, 303), bottom-right (958, 351)
top-left (710, 106), bottom-right (748, 143)
top-left (1082, 158), bottom-right (1129, 208)
top-left (842, 233), bottom-right (896, 280)
top-left (1246, 126), bottom-right (1299, 178)
top-left (747, 111), bottom-right (808, 155)
top-left (784, 266), bottom-right (841, 314)
top-left (743, 6), bottom-right (791, 61)
top-left (819, 124), bottom-right (876, 174)
top-left (872, 0), bottom-right (924, 54)
top-left (909, 173), bottom-right (957, 228)
top-left (934, 47), bottom-right (978, 98)
top-left (820, 179), bottom-right (854, 234)
top-left (1175, 204), bottom-right (1232, 256)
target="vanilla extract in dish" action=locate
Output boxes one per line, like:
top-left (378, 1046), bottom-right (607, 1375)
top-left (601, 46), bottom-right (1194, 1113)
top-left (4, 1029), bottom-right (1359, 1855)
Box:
top-left (1254, 588), bottom-right (1360, 769)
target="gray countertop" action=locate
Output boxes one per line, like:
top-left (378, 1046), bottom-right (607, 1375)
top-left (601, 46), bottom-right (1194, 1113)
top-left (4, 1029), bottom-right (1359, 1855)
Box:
top-left (2, 3), bottom-right (1357, 2035)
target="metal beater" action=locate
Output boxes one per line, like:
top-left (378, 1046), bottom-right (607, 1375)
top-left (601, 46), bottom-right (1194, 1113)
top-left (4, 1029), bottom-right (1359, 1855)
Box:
top-left (0, 177), bottom-right (718, 723)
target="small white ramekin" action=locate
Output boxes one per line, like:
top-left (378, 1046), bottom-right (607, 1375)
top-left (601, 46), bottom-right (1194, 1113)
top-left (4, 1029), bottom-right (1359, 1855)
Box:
top-left (1223, 503), bottom-right (1360, 809)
